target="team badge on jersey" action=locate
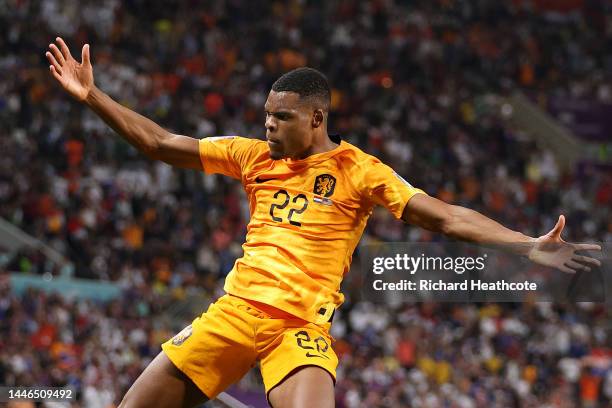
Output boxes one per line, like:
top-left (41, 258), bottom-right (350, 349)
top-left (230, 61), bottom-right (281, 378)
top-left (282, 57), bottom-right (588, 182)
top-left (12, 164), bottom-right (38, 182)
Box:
top-left (171, 324), bottom-right (193, 346)
top-left (314, 174), bottom-right (336, 197)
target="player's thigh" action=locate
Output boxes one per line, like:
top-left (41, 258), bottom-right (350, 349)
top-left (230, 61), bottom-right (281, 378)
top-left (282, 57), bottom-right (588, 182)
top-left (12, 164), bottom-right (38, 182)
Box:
top-left (261, 323), bottom-right (337, 407)
top-left (267, 365), bottom-right (334, 408)
top-left (118, 351), bottom-right (207, 408)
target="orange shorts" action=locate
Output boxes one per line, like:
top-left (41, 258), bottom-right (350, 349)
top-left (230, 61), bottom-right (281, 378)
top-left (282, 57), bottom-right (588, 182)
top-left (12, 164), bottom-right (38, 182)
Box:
top-left (161, 294), bottom-right (338, 399)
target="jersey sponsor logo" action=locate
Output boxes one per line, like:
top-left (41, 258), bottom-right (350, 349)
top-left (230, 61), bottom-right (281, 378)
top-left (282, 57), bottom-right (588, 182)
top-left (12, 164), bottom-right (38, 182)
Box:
top-left (305, 352), bottom-right (331, 359)
top-left (392, 171), bottom-right (413, 188)
top-left (255, 176), bottom-right (277, 183)
top-left (171, 324), bottom-right (193, 346)
top-left (313, 174), bottom-right (336, 197)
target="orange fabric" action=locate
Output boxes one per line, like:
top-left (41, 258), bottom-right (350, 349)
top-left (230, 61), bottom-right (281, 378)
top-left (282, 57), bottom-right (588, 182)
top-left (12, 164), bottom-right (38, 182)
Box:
top-left (199, 136), bottom-right (426, 323)
top-left (7, 402), bottom-right (35, 408)
top-left (239, 296), bottom-right (303, 320)
top-left (523, 365), bottom-right (538, 383)
top-left (396, 339), bottom-right (416, 366)
top-left (122, 223), bottom-right (144, 249)
top-left (520, 62), bottom-right (535, 86)
top-left (162, 294), bottom-right (337, 398)
top-left (65, 139), bottom-right (84, 167)
top-left (580, 374), bottom-right (601, 401)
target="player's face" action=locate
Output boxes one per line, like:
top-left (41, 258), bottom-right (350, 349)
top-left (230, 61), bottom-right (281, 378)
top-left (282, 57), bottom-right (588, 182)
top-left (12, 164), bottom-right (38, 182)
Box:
top-left (264, 91), bottom-right (316, 160)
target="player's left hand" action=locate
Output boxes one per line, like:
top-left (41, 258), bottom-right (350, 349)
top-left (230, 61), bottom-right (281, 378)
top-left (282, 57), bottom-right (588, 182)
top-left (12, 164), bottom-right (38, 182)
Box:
top-left (528, 215), bottom-right (601, 273)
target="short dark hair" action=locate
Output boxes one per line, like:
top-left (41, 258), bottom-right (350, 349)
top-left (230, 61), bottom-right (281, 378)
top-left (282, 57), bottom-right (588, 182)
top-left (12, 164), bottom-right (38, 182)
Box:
top-left (271, 67), bottom-right (331, 111)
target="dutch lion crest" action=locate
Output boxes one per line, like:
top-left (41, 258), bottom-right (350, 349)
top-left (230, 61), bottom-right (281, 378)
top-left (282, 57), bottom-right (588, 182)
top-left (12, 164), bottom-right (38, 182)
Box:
top-left (313, 174), bottom-right (336, 197)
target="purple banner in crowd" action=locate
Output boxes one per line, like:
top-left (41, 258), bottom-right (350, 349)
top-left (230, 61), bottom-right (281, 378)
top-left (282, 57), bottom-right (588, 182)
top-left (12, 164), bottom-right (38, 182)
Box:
top-left (546, 96), bottom-right (612, 141)
top-left (223, 386), bottom-right (267, 408)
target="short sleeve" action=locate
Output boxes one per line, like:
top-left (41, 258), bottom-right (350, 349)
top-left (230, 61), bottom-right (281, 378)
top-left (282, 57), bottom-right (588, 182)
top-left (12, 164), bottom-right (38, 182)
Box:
top-left (361, 159), bottom-right (427, 219)
top-left (199, 136), bottom-right (258, 180)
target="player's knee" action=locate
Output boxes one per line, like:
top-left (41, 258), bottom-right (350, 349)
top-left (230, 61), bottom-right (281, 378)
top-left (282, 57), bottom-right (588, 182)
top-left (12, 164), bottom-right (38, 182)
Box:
top-left (117, 352), bottom-right (208, 408)
top-left (118, 384), bottom-right (207, 408)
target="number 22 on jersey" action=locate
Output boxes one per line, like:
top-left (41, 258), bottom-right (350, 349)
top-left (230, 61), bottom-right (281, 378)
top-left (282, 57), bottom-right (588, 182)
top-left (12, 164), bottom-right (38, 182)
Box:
top-left (269, 190), bottom-right (309, 227)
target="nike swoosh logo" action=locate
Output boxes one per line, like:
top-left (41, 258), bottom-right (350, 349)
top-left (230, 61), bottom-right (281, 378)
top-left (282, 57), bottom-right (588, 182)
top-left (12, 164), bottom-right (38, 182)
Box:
top-left (305, 352), bottom-right (330, 359)
top-left (255, 177), bottom-right (277, 183)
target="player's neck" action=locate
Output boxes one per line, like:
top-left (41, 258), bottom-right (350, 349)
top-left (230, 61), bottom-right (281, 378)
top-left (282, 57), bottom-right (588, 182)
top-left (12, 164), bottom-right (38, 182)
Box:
top-left (295, 132), bottom-right (339, 160)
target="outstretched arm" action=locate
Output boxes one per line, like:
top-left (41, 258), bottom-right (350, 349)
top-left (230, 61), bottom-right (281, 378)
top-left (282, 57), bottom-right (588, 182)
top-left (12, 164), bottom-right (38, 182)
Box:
top-left (402, 193), bottom-right (601, 273)
top-left (45, 37), bottom-right (200, 169)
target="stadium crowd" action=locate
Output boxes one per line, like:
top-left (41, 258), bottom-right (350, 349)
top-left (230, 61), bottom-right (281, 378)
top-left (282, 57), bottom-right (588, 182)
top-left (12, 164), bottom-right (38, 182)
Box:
top-left (1, 275), bottom-right (610, 407)
top-left (0, 272), bottom-right (178, 408)
top-left (1, 0), bottom-right (610, 406)
top-left (332, 301), bottom-right (611, 407)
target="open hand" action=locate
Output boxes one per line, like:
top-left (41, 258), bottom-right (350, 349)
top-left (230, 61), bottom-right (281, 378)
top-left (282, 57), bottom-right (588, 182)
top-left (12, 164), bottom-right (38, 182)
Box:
top-left (45, 37), bottom-right (93, 101)
top-left (528, 215), bottom-right (601, 273)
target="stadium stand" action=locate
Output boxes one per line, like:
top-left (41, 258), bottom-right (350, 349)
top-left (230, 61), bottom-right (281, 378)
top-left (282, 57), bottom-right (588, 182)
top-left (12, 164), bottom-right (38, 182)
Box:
top-left (1, 1), bottom-right (610, 406)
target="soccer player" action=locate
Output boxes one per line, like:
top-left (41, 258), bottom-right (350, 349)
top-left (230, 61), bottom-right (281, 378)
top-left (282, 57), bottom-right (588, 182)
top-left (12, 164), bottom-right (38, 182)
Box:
top-left (45, 38), bottom-right (600, 408)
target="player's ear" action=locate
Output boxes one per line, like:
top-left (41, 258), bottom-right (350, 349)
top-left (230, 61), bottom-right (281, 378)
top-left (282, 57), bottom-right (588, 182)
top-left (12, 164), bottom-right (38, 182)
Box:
top-left (312, 109), bottom-right (324, 128)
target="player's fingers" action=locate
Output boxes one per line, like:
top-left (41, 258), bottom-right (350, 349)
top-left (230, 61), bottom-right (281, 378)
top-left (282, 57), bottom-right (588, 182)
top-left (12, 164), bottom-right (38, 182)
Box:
top-left (82, 44), bottom-right (91, 66)
top-left (45, 52), bottom-right (63, 74)
top-left (572, 255), bottom-right (601, 268)
top-left (48, 43), bottom-right (65, 65)
top-left (49, 65), bottom-right (62, 82)
top-left (573, 243), bottom-right (601, 251)
top-left (564, 260), bottom-right (590, 272)
top-left (549, 214), bottom-right (565, 238)
top-left (558, 264), bottom-right (576, 274)
top-left (55, 37), bottom-right (73, 60)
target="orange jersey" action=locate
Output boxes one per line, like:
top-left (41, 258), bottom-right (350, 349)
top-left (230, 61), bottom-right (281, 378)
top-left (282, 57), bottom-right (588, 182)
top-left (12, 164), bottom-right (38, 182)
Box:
top-left (199, 136), bottom-right (426, 324)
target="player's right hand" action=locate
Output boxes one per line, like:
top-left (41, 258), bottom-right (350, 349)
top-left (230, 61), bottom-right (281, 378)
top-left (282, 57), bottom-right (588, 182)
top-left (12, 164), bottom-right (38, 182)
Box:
top-left (45, 37), bottom-right (93, 102)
